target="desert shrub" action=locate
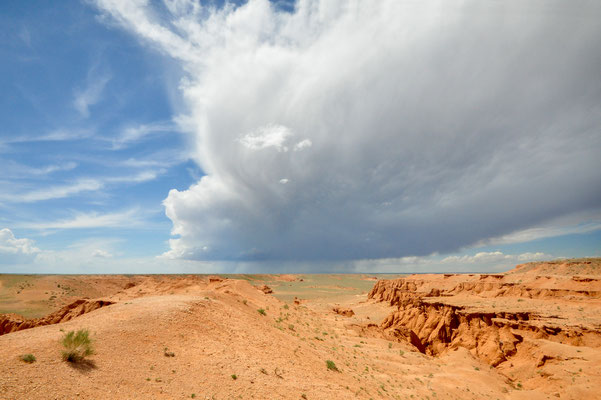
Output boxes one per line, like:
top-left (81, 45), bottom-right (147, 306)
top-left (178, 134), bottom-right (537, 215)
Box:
top-left (164, 347), bottom-right (175, 357)
top-left (61, 329), bottom-right (94, 362)
top-left (20, 354), bottom-right (36, 363)
top-left (326, 360), bottom-right (339, 372)
top-left (257, 308), bottom-right (266, 316)
top-left (231, 374), bottom-right (238, 380)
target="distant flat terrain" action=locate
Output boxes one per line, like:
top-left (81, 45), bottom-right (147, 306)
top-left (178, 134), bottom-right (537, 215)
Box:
top-left (1, 259), bottom-right (600, 399)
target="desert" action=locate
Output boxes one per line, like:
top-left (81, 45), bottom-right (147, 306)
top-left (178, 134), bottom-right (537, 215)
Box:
top-left (2, 1), bottom-right (601, 399)
top-left (1, 258), bottom-right (600, 399)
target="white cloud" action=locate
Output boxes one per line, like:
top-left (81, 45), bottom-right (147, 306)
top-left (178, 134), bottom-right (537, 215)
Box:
top-left (442, 251), bottom-right (508, 264)
top-left (516, 252), bottom-right (550, 262)
top-left (0, 171), bottom-right (165, 204)
top-left (479, 215), bottom-right (601, 246)
top-left (238, 124), bottom-right (293, 152)
top-left (18, 209), bottom-right (146, 230)
top-left (0, 228), bottom-right (40, 264)
top-left (92, 249), bottom-right (113, 258)
top-left (95, 0), bottom-right (601, 262)
top-left (18, 27), bottom-right (32, 47)
top-left (111, 121), bottom-right (179, 150)
top-left (293, 139), bottom-right (312, 151)
top-left (73, 73), bottom-right (111, 118)
top-left (107, 170), bottom-right (165, 184)
top-left (1, 129), bottom-right (95, 145)
top-left (348, 251), bottom-right (554, 273)
top-left (441, 251), bottom-right (551, 264)
top-left (2, 179), bottom-right (103, 203)
top-left (31, 162), bottom-right (78, 175)
top-left (3, 161), bottom-right (77, 179)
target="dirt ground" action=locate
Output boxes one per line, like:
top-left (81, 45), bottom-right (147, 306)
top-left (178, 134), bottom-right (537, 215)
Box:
top-left (0, 259), bottom-right (600, 399)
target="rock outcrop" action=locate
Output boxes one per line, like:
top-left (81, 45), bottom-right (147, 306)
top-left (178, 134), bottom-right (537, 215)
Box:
top-left (367, 270), bottom-right (601, 370)
top-left (0, 299), bottom-right (114, 336)
top-left (259, 285), bottom-right (273, 294)
top-left (332, 307), bottom-right (355, 317)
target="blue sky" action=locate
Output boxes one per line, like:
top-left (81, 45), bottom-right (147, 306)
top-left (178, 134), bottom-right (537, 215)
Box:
top-left (1, 0), bottom-right (600, 273)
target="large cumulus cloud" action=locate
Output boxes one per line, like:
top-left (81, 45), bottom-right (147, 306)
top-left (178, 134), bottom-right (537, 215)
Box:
top-left (95, 0), bottom-right (601, 261)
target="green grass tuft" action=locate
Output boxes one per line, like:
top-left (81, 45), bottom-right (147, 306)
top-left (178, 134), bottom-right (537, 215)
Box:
top-left (20, 354), bottom-right (36, 363)
top-left (61, 329), bottom-right (94, 362)
top-left (326, 360), bottom-right (339, 372)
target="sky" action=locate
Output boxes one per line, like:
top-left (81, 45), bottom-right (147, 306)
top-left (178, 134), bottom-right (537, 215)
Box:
top-left (0, 0), bottom-right (600, 274)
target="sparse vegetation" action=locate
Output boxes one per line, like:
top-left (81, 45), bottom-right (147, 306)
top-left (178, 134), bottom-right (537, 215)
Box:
top-left (231, 374), bottom-right (238, 380)
top-left (20, 354), bottom-right (36, 363)
top-left (326, 360), bottom-right (339, 372)
top-left (257, 308), bottom-right (266, 316)
top-left (61, 329), bottom-right (94, 362)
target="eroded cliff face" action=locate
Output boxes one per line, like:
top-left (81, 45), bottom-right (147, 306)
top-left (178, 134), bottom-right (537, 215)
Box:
top-left (0, 299), bottom-right (113, 336)
top-left (367, 264), bottom-right (601, 374)
top-left (368, 276), bottom-right (601, 305)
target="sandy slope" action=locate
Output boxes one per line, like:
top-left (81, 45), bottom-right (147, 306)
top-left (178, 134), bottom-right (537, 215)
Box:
top-left (1, 259), bottom-right (600, 399)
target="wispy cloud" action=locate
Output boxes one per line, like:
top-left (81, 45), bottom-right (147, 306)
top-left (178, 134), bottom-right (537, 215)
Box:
top-left (111, 121), bottom-right (179, 150)
top-left (478, 214), bottom-right (601, 246)
top-left (119, 148), bottom-right (190, 169)
top-left (0, 170), bottom-right (165, 203)
top-left (3, 160), bottom-right (77, 179)
top-left (18, 208), bottom-right (145, 230)
top-left (106, 170), bottom-right (165, 184)
top-left (18, 27), bottom-right (32, 47)
top-left (73, 72), bottom-right (111, 117)
top-left (1, 179), bottom-right (103, 203)
top-left (0, 128), bottom-right (95, 146)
